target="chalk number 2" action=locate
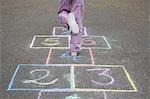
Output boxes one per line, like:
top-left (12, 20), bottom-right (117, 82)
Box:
top-left (23, 69), bottom-right (58, 85)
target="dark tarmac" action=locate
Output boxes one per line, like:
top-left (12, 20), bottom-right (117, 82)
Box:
top-left (1, 0), bottom-right (149, 99)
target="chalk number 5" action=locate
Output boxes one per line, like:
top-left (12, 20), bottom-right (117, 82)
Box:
top-left (41, 38), bottom-right (59, 46)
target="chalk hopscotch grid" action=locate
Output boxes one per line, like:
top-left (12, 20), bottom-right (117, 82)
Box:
top-left (7, 64), bottom-right (137, 92)
top-left (29, 35), bottom-right (111, 49)
top-left (7, 65), bottom-right (20, 91)
top-left (7, 64), bottom-right (71, 91)
top-left (53, 27), bottom-right (88, 37)
top-left (8, 26), bottom-right (136, 99)
top-left (47, 48), bottom-right (94, 65)
top-left (29, 35), bottom-right (69, 49)
top-left (81, 36), bottom-right (111, 49)
top-left (53, 26), bottom-right (111, 49)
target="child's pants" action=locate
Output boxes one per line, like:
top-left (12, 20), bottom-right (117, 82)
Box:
top-left (58, 0), bottom-right (84, 52)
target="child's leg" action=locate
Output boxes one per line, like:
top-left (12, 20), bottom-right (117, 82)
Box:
top-left (69, 0), bottom-right (84, 53)
top-left (58, 0), bottom-right (71, 27)
top-left (58, 11), bottom-right (69, 28)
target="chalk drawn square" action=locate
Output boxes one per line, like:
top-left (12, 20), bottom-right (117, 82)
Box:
top-left (91, 49), bottom-right (123, 65)
top-left (41, 92), bottom-right (104, 99)
top-left (74, 65), bottom-right (137, 92)
top-left (30, 35), bottom-right (69, 49)
top-left (81, 36), bottom-right (111, 49)
top-left (7, 64), bottom-right (71, 91)
top-left (53, 27), bottom-right (87, 36)
top-left (49, 49), bottom-right (92, 64)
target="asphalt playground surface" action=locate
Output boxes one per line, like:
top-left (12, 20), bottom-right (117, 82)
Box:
top-left (1, 0), bottom-right (149, 99)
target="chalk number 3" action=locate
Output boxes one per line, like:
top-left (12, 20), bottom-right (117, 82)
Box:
top-left (86, 68), bottom-right (114, 86)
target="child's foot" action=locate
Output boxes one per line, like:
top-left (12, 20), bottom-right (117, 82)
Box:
top-left (71, 51), bottom-right (78, 56)
top-left (67, 13), bottom-right (79, 34)
top-left (62, 26), bottom-right (71, 35)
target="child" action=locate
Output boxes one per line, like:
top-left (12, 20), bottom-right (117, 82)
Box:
top-left (58, 0), bottom-right (84, 56)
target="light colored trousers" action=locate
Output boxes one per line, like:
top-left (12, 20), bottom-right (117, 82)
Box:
top-left (58, 0), bottom-right (84, 52)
